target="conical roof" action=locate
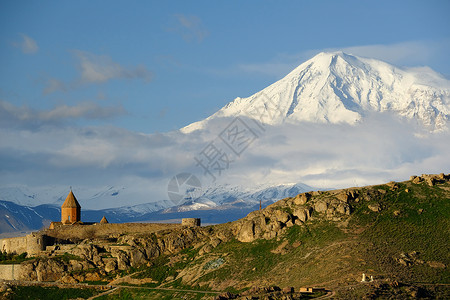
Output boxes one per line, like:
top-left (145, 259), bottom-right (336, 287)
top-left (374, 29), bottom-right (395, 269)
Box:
top-left (100, 216), bottom-right (109, 224)
top-left (61, 190), bottom-right (81, 208)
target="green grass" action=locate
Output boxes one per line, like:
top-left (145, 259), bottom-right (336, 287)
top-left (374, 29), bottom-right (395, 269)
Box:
top-left (350, 182), bottom-right (450, 283)
top-left (84, 280), bottom-right (109, 285)
top-left (8, 285), bottom-right (99, 300)
top-left (131, 246), bottom-right (201, 286)
top-left (163, 278), bottom-right (212, 291)
top-left (55, 252), bottom-right (83, 262)
top-left (96, 287), bottom-right (215, 300)
top-left (287, 220), bottom-right (346, 246)
top-left (132, 256), bottom-right (174, 282)
top-left (0, 251), bottom-right (32, 264)
top-left (195, 219), bottom-right (347, 286)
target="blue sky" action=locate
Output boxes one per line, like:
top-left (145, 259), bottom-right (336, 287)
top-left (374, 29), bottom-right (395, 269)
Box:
top-left (0, 1), bottom-right (450, 208)
top-left (1, 0), bottom-right (450, 133)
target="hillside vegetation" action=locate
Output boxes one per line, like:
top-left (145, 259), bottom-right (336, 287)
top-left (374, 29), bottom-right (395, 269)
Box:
top-left (2, 173), bottom-right (449, 299)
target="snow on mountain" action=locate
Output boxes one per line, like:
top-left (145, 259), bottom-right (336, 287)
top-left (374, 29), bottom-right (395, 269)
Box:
top-left (182, 52), bottom-right (450, 133)
top-left (0, 186), bottom-right (67, 207)
top-left (104, 200), bottom-right (173, 216)
top-left (0, 185), bottom-right (171, 211)
top-left (0, 181), bottom-right (314, 214)
top-left (164, 182), bottom-right (314, 213)
top-left (0, 182), bottom-right (315, 233)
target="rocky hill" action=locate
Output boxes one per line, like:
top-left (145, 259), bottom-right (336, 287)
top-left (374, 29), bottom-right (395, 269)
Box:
top-left (2, 173), bottom-right (449, 299)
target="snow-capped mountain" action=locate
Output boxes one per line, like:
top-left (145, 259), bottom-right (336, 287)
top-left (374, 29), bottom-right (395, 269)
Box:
top-left (2, 51), bottom-right (450, 233)
top-left (0, 182), bottom-right (315, 233)
top-left (163, 182), bottom-right (314, 213)
top-left (182, 52), bottom-right (450, 133)
top-left (0, 186), bottom-right (173, 211)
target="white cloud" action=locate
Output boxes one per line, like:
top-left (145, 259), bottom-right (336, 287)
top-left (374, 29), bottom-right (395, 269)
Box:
top-left (74, 50), bottom-right (152, 84)
top-left (168, 14), bottom-right (209, 43)
top-left (0, 100), bottom-right (126, 129)
top-left (43, 78), bottom-right (67, 95)
top-left (13, 34), bottom-right (39, 54)
top-left (236, 39), bottom-right (450, 78)
top-left (1, 105), bottom-right (448, 209)
top-left (329, 41), bottom-right (438, 67)
top-left (174, 114), bottom-right (450, 191)
top-left (42, 51), bottom-right (153, 94)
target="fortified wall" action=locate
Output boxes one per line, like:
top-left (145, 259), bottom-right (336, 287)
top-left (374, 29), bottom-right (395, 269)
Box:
top-left (0, 264), bottom-right (22, 280)
top-left (0, 188), bottom-right (202, 259)
top-left (0, 233), bottom-right (52, 256)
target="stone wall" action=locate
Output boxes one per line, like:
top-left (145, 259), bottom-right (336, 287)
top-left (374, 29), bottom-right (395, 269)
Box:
top-left (62, 207), bottom-right (80, 223)
top-left (181, 218), bottom-right (201, 227)
top-left (0, 264), bottom-right (22, 280)
top-left (0, 236), bottom-right (27, 254)
top-left (0, 233), bottom-right (51, 256)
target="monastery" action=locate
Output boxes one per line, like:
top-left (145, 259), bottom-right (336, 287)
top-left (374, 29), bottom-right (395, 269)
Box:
top-left (1, 190), bottom-right (108, 255)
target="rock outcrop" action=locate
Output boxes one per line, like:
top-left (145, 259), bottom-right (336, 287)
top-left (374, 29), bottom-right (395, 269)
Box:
top-left (232, 189), bottom-right (354, 242)
top-left (12, 173), bottom-right (450, 284)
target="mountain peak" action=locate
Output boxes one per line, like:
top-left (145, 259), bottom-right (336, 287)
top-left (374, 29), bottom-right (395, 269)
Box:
top-left (182, 53), bottom-right (450, 133)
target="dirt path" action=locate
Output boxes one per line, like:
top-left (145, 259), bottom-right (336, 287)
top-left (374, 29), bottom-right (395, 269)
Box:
top-left (3, 279), bottom-right (221, 298)
top-left (88, 287), bottom-right (118, 299)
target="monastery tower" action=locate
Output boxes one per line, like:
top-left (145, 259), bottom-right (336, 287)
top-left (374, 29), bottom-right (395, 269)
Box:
top-left (61, 190), bottom-right (81, 224)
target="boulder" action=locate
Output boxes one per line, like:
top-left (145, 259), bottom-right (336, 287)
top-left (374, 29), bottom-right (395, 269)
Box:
top-left (293, 208), bottom-right (308, 222)
top-left (129, 248), bottom-right (147, 267)
top-left (69, 260), bottom-right (83, 272)
top-left (285, 219), bottom-right (294, 227)
top-left (387, 181), bottom-right (399, 190)
top-left (59, 274), bottom-right (78, 284)
top-left (412, 176), bottom-right (423, 184)
top-left (262, 230), bottom-right (277, 240)
top-left (425, 177), bottom-right (436, 186)
top-left (104, 259), bottom-right (118, 273)
top-left (368, 203), bottom-right (381, 212)
top-left (236, 221), bottom-right (255, 242)
top-left (73, 244), bottom-right (99, 260)
top-left (144, 243), bottom-right (161, 259)
top-left (336, 203), bottom-right (350, 215)
top-left (19, 261), bottom-right (37, 281)
top-left (314, 201), bottom-right (328, 213)
top-left (35, 259), bottom-right (65, 281)
top-left (293, 193), bottom-right (310, 205)
top-left (111, 249), bottom-right (130, 270)
top-left (335, 191), bottom-right (350, 202)
top-left (273, 210), bottom-right (290, 224)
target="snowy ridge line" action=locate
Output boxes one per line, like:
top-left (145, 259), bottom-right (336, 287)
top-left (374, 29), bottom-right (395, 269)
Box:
top-left (182, 51), bottom-right (449, 133)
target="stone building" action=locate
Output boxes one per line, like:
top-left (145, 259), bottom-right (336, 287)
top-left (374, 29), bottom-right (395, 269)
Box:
top-left (181, 218), bottom-right (201, 227)
top-left (1, 190), bottom-right (109, 257)
top-left (49, 190), bottom-right (82, 229)
top-left (61, 190), bottom-right (81, 224)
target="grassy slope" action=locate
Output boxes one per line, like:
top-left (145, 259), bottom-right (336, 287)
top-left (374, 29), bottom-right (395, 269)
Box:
top-left (177, 179), bottom-right (450, 292)
top-left (3, 178), bottom-right (449, 299)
